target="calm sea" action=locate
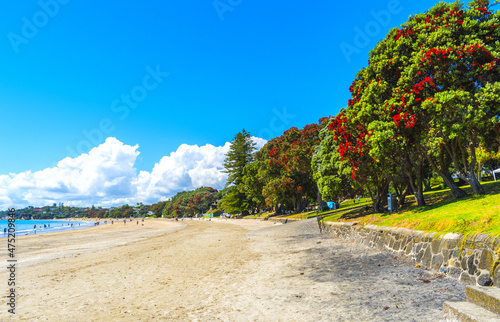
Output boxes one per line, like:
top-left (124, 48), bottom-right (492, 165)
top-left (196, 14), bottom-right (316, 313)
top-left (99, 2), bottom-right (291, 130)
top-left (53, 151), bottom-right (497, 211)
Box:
top-left (0, 219), bottom-right (95, 237)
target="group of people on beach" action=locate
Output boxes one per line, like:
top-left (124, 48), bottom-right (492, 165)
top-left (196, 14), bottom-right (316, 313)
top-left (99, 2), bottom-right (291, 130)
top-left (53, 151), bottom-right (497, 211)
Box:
top-left (1, 218), bottom-right (147, 236)
top-left (31, 222), bottom-right (81, 234)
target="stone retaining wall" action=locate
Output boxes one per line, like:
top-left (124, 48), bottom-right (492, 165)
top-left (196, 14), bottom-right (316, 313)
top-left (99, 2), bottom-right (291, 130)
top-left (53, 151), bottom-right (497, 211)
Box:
top-left (321, 221), bottom-right (500, 287)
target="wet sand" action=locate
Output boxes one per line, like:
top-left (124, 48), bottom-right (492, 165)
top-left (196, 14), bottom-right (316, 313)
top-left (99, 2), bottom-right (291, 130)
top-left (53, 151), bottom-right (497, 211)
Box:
top-left (0, 218), bottom-right (465, 321)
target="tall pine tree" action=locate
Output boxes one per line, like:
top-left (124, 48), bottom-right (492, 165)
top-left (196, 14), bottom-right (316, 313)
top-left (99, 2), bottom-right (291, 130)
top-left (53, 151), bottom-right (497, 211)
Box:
top-left (220, 129), bottom-right (256, 215)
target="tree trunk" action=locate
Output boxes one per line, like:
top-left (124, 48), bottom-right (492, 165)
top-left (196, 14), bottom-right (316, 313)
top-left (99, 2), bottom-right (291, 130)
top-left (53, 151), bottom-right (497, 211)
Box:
top-left (477, 162), bottom-right (483, 182)
top-left (470, 175), bottom-right (485, 194)
top-left (441, 171), bottom-right (468, 198)
top-left (458, 172), bottom-right (485, 195)
top-left (413, 159), bottom-right (426, 206)
top-left (423, 179), bottom-right (432, 192)
top-left (295, 199), bottom-right (307, 213)
top-left (448, 139), bottom-right (484, 195)
top-left (402, 155), bottom-right (426, 207)
top-left (425, 148), bottom-right (468, 199)
top-left (317, 189), bottom-right (327, 211)
top-left (396, 182), bottom-right (410, 208)
top-left (372, 182), bottom-right (389, 213)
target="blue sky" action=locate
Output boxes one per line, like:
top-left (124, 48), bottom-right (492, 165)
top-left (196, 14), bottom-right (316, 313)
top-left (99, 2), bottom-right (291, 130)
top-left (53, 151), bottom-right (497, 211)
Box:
top-left (0, 0), bottom-right (449, 208)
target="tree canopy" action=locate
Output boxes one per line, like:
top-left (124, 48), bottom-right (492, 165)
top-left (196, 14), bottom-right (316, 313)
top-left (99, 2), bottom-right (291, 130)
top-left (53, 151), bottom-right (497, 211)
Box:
top-left (159, 187), bottom-right (218, 218)
top-left (219, 129), bottom-right (256, 215)
top-left (313, 0), bottom-right (500, 212)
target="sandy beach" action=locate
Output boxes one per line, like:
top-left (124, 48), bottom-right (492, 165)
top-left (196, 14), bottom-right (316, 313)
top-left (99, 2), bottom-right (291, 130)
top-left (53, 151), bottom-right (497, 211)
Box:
top-left (0, 218), bottom-right (466, 321)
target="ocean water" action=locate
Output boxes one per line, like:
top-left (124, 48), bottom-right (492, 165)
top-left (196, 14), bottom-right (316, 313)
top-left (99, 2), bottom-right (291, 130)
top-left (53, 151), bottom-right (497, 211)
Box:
top-left (0, 219), bottom-right (95, 237)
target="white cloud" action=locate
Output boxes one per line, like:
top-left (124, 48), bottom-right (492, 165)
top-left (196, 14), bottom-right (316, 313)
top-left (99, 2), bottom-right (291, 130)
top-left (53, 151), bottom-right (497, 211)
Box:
top-left (1, 138), bottom-right (139, 209)
top-left (251, 136), bottom-right (267, 150)
top-left (0, 136), bottom-right (267, 210)
top-left (134, 142), bottom-right (231, 203)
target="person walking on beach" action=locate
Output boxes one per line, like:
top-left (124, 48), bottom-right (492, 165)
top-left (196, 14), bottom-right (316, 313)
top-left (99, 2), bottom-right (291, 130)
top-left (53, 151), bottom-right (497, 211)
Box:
top-left (123, 219), bottom-right (126, 225)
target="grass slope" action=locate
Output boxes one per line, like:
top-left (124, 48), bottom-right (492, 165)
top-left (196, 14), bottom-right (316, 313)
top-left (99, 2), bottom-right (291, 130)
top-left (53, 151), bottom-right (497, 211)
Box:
top-left (324, 181), bottom-right (500, 237)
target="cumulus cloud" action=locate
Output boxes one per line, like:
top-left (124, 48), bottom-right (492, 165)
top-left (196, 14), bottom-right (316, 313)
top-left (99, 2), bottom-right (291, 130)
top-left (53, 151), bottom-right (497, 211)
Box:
top-left (0, 136), bottom-right (267, 209)
top-left (1, 138), bottom-right (139, 209)
top-left (134, 142), bottom-right (231, 204)
top-left (251, 136), bottom-right (267, 150)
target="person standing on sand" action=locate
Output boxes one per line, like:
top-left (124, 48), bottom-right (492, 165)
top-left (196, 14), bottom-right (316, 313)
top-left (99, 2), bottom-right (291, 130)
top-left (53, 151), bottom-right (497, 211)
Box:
top-left (123, 219), bottom-right (126, 225)
top-left (137, 220), bottom-right (139, 225)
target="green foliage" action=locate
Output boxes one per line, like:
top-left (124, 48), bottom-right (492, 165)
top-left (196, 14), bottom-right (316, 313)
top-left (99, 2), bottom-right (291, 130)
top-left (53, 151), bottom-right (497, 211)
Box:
top-left (262, 122), bottom-right (324, 212)
top-left (157, 187), bottom-right (218, 218)
top-left (218, 186), bottom-right (250, 214)
top-left (220, 129), bottom-right (256, 215)
top-left (148, 201), bottom-right (168, 216)
top-left (314, 0), bottom-right (500, 212)
top-left (223, 129), bottom-right (256, 187)
top-left (312, 123), bottom-right (355, 202)
top-left (110, 204), bottom-right (134, 218)
top-left (240, 160), bottom-right (266, 210)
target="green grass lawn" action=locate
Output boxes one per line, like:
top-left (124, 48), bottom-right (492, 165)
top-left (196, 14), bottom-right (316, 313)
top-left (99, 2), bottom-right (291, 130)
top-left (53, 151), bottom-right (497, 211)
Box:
top-left (323, 181), bottom-right (500, 237)
top-left (271, 198), bottom-right (373, 220)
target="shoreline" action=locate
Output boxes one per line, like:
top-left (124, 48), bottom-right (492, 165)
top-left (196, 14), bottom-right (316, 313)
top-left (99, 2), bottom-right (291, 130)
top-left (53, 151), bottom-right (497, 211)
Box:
top-left (0, 217), bottom-right (159, 238)
top-left (0, 218), bottom-right (95, 238)
top-left (2, 219), bottom-right (185, 271)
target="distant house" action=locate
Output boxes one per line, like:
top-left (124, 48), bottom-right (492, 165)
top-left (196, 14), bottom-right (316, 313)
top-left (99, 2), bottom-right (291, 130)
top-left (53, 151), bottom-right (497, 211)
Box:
top-left (148, 211), bottom-right (155, 216)
top-left (34, 208), bottom-right (42, 212)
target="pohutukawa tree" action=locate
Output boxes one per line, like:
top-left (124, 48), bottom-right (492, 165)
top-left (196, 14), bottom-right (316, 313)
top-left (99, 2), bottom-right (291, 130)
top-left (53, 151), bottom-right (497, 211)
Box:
top-left (263, 122), bottom-right (323, 213)
top-left (385, 0), bottom-right (500, 197)
top-left (312, 122), bottom-right (357, 205)
top-left (327, 0), bottom-right (500, 206)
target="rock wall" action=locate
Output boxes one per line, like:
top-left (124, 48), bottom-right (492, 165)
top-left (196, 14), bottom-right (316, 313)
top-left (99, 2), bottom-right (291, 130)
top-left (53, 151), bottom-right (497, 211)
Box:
top-left (321, 221), bottom-right (500, 287)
